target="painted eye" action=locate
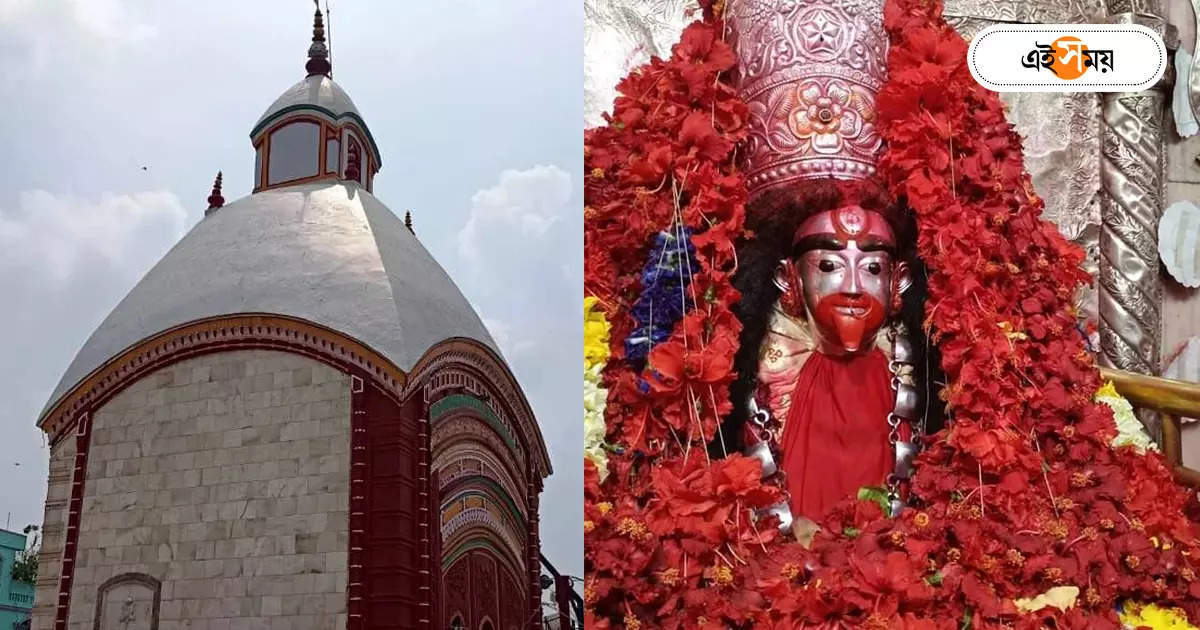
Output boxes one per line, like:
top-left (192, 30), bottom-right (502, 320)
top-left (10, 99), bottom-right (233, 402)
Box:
top-left (818, 260), bottom-right (836, 273)
top-left (867, 262), bottom-right (882, 275)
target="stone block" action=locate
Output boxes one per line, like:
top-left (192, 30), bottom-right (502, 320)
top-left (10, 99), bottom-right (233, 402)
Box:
top-left (261, 595), bottom-right (282, 616)
top-left (325, 551), bottom-right (347, 572)
top-left (229, 618), bottom-right (272, 630)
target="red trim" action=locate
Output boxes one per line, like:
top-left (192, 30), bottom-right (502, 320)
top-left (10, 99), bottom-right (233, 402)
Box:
top-left (525, 468), bottom-right (542, 630)
top-left (348, 377), bottom-right (428, 629)
top-left (430, 468), bottom-right (443, 629)
top-left (53, 410), bottom-right (93, 630)
top-left (41, 315), bottom-right (408, 444)
top-left (419, 402), bottom-right (434, 629)
top-left (250, 115), bottom-right (380, 193)
top-left (348, 373), bottom-right (367, 630)
top-left (325, 126), bottom-right (342, 176)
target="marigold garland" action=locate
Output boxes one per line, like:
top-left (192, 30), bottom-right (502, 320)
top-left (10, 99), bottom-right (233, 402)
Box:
top-left (583, 0), bottom-right (1200, 627)
top-left (585, 297), bottom-right (612, 480)
top-left (1121, 601), bottom-right (1200, 630)
top-left (1096, 381), bottom-right (1158, 454)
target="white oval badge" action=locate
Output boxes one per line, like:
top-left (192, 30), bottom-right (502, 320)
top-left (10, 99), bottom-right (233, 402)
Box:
top-left (968, 24), bottom-right (1166, 92)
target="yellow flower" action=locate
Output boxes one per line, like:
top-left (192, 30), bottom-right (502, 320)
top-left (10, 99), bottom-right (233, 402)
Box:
top-left (1013, 585), bottom-right (1078, 614)
top-left (1119, 601), bottom-right (1200, 629)
top-left (1095, 380), bottom-right (1157, 454)
top-left (583, 297), bottom-right (612, 480)
top-left (584, 365), bottom-right (609, 481)
top-left (996, 321), bottom-right (1028, 341)
top-left (583, 297), bottom-right (612, 371)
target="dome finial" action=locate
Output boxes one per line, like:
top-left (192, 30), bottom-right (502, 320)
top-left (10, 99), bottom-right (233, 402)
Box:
top-left (205, 171), bottom-right (224, 216)
top-left (305, 1), bottom-right (332, 77)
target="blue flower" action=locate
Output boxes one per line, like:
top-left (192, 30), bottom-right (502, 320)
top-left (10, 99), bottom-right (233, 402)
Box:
top-left (625, 226), bottom-right (697, 366)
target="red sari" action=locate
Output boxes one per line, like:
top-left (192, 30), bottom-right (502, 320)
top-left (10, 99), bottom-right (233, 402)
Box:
top-left (777, 349), bottom-right (899, 518)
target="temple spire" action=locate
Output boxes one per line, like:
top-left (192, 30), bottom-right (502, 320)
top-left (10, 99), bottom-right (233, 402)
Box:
top-left (205, 171), bottom-right (224, 216)
top-left (305, 1), bottom-right (332, 77)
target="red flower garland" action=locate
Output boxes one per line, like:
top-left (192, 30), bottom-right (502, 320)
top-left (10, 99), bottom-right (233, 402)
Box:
top-left (583, 0), bottom-right (1200, 627)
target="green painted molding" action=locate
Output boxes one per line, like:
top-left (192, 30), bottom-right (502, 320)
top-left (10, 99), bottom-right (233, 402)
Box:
top-left (440, 538), bottom-right (523, 577)
top-left (441, 477), bottom-right (526, 527)
top-left (430, 394), bottom-right (517, 450)
top-left (249, 104), bottom-right (383, 167)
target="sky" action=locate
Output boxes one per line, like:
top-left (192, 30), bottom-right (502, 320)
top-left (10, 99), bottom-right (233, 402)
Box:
top-left (0, 0), bottom-right (582, 582)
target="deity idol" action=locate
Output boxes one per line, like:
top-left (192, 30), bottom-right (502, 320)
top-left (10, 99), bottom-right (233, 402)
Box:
top-left (720, 0), bottom-right (945, 527)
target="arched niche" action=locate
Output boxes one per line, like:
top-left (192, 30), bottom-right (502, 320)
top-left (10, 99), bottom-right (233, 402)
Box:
top-left (92, 572), bottom-right (161, 630)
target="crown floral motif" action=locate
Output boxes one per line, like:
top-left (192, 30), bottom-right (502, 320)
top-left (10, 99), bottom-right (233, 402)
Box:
top-left (727, 0), bottom-right (888, 197)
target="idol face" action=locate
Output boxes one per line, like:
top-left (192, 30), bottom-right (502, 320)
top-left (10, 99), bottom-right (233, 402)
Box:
top-left (777, 205), bottom-right (910, 355)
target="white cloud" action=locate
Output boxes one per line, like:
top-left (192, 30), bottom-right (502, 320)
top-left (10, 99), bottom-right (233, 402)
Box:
top-left (456, 165), bottom-right (572, 266)
top-left (448, 165), bottom-right (582, 576)
top-left (65, 0), bottom-right (157, 42)
top-left (0, 0), bottom-right (156, 40)
top-left (481, 316), bottom-right (537, 360)
top-left (0, 0), bottom-right (156, 80)
top-left (0, 190), bottom-right (188, 284)
top-left (0, 188), bottom-right (190, 538)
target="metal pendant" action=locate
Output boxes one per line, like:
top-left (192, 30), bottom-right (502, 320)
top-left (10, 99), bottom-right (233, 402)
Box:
top-left (892, 335), bottom-right (914, 363)
top-left (757, 500), bottom-right (794, 534)
top-left (893, 382), bottom-right (920, 420)
top-left (748, 396), bottom-right (771, 427)
top-left (745, 440), bottom-right (778, 478)
top-left (890, 496), bottom-right (906, 517)
top-left (894, 440), bottom-right (917, 480)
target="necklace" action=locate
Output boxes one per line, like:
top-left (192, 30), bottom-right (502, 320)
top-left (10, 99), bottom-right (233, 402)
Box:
top-left (748, 324), bottom-right (925, 532)
top-left (886, 324), bottom-right (923, 515)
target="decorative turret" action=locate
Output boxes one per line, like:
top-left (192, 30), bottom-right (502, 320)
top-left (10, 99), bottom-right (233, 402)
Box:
top-left (205, 171), bottom-right (224, 216)
top-left (248, 5), bottom-right (381, 194)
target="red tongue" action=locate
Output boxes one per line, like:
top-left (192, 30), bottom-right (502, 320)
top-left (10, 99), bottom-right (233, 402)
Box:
top-left (833, 313), bottom-right (868, 351)
top-left (814, 295), bottom-right (886, 353)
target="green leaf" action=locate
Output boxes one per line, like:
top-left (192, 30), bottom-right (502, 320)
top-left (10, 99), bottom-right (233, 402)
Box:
top-left (11, 548), bottom-right (37, 584)
top-left (857, 485), bottom-right (892, 517)
top-left (842, 527), bottom-right (860, 539)
top-left (925, 571), bottom-right (943, 586)
top-left (960, 607), bottom-right (973, 630)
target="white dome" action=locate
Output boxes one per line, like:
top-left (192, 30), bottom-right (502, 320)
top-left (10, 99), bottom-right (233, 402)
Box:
top-left (251, 75), bottom-right (381, 167)
top-left (42, 181), bottom-right (496, 418)
top-left (255, 75), bottom-right (359, 128)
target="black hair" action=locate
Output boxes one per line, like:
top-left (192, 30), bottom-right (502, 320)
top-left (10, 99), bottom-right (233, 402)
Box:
top-left (711, 185), bottom-right (946, 457)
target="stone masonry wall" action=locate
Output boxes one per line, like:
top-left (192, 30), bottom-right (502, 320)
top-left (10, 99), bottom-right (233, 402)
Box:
top-left (50, 349), bottom-right (351, 630)
top-left (30, 424), bottom-right (75, 630)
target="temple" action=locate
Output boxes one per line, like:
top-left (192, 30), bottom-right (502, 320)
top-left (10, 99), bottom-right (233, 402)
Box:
top-left (584, 0), bottom-right (1200, 627)
top-left (30, 7), bottom-right (550, 630)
